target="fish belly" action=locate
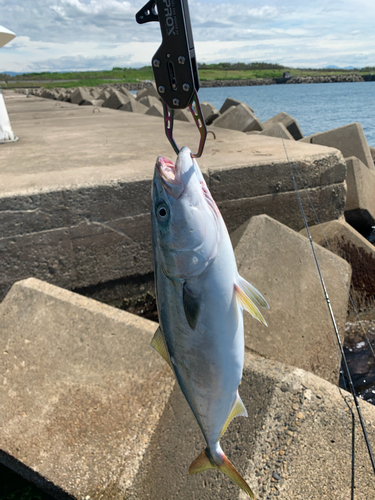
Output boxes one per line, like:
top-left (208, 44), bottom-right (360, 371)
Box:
top-left (157, 234), bottom-right (244, 446)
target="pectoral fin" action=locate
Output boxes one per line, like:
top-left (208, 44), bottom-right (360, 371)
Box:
top-left (220, 392), bottom-right (248, 438)
top-left (183, 283), bottom-right (200, 330)
top-left (150, 326), bottom-right (173, 370)
top-left (235, 277), bottom-right (268, 326)
top-left (239, 276), bottom-right (269, 310)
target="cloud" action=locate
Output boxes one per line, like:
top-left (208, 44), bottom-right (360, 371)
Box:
top-left (1, 0), bottom-right (375, 72)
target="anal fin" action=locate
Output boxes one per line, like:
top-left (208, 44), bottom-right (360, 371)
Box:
top-left (220, 392), bottom-right (248, 439)
top-left (150, 326), bottom-right (173, 370)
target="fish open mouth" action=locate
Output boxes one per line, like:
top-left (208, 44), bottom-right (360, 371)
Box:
top-left (157, 156), bottom-right (176, 182)
top-left (156, 156), bottom-right (184, 198)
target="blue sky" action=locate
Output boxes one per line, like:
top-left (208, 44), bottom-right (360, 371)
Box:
top-left (0, 0), bottom-right (374, 73)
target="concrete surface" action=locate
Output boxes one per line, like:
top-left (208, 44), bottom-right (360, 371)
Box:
top-left (0, 278), bottom-right (173, 500)
top-left (119, 99), bottom-right (148, 114)
top-left (213, 103), bottom-right (263, 133)
top-left (2, 278), bottom-right (375, 500)
top-left (233, 215), bottom-right (352, 384)
top-left (145, 102), bottom-right (163, 117)
top-left (300, 219), bottom-right (375, 311)
top-left (201, 101), bottom-right (219, 125)
top-left (345, 156), bottom-right (375, 230)
top-left (138, 95), bottom-right (160, 108)
top-left (131, 353), bottom-right (375, 500)
top-left (258, 122), bottom-right (293, 140)
top-left (219, 97), bottom-right (254, 115)
top-left (136, 85), bottom-right (159, 102)
top-left (70, 87), bottom-right (92, 105)
top-left (102, 90), bottom-right (130, 110)
top-left (301, 122), bottom-right (374, 170)
top-left (263, 112), bottom-right (303, 141)
top-left (174, 108), bottom-right (194, 122)
top-left (0, 91), bottom-right (346, 299)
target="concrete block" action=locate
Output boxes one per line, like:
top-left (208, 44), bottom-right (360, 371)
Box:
top-left (1, 93), bottom-right (347, 300)
top-left (119, 99), bottom-right (148, 114)
top-left (213, 103), bottom-right (263, 133)
top-left (201, 101), bottom-right (219, 125)
top-left (98, 89), bottom-right (111, 101)
top-left (145, 102), bottom-right (163, 118)
top-left (89, 88), bottom-right (101, 99)
top-left (344, 156), bottom-right (375, 230)
top-left (300, 219), bottom-right (375, 311)
top-left (136, 84), bottom-right (160, 102)
top-left (263, 112), bottom-right (303, 140)
top-left (70, 87), bottom-right (92, 106)
top-left (41, 89), bottom-right (57, 100)
top-left (234, 214), bottom-right (351, 384)
top-left (57, 92), bottom-right (67, 101)
top-left (219, 97), bottom-right (254, 115)
top-left (102, 90), bottom-right (130, 110)
top-left (259, 121), bottom-right (294, 140)
top-left (303, 122), bottom-right (374, 170)
top-left (81, 99), bottom-right (104, 107)
top-left (118, 86), bottom-right (136, 100)
top-left (0, 278), bottom-right (174, 499)
top-left (174, 108), bottom-right (194, 122)
top-left (138, 95), bottom-right (161, 108)
top-left (131, 352), bottom-right (375, 499)
top-left (2, 279), bottom-right (375, 498)
top-left (370, 146), bottom-right (375, 166)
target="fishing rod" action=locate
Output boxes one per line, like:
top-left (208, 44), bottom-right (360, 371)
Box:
top-left (281, 139), bottom-right (375, 477)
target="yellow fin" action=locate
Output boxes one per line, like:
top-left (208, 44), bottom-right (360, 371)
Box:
top-left (189, 448), bottom-right (255, 498)
top-left (220, 392), bottom-right (248, 439)
top-left (235, 282), bottom-right (268, 326)
top-left (239, 276), bottom-right (269, 310)
top-left (150, 326), bottom-right (173, 370)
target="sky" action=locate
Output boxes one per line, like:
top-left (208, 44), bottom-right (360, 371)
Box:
top-left (0, 0), bottom-right (374, 74)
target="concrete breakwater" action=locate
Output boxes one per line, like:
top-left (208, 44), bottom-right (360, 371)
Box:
top-left (202, 73), bottom-right (367, 87)
top-left (1, 89), bottom-right (375, 499)
top-left (97, 72), bottom-right (369, 91)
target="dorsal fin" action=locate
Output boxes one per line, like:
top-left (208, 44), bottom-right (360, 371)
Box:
top-left (150, 326), bottom-right (173, 370)
top-left (235, 277), bottom-right (268, 326)
top-left (220, 392), bottom-right (248, 439)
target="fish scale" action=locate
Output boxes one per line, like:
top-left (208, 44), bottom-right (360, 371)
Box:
top-left (151, 146), bottom-right (269, 497)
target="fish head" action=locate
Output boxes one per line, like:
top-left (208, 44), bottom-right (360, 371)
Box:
top-left (152, 146), bottom-right (220, 279)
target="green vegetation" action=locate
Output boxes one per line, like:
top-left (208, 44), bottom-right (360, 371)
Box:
top-left (1, 63), bottom-right (373, 89)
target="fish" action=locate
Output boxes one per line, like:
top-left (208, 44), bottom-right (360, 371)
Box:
top-left (151, 146), bottom-right (269, 497)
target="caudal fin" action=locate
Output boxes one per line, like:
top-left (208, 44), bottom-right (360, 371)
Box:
top-left (189, 448), bottom-right (255, 498)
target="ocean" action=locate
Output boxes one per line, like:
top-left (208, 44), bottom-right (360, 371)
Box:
top-left (198, 81), bottom-right (375, 147)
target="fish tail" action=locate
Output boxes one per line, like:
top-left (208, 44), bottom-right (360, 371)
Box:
top-left (189, 446), bottom-right (256, 498)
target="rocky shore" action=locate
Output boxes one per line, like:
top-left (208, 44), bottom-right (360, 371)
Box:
top-left (115, 73), bottom-right (370, 91)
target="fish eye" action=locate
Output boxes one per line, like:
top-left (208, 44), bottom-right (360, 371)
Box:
top-left (156, 203), bottom-right (170, 221)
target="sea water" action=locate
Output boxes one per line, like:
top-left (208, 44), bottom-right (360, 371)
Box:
top-left (199, 81), bottom-right (375, 146)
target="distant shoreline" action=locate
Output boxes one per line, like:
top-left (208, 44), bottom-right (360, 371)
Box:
top-left (121, 73), bottom-right (374, 91)
top-left (200, 73), bottom-right (369, 87)
top-left (6, 73), bottom-right (375, 91)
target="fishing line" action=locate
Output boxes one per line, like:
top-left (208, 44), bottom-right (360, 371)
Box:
top-left (280, 137), bottom-right (375, 477)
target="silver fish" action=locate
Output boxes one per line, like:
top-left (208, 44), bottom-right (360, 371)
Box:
top-left (151, 147), bottom-right (269, 497)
